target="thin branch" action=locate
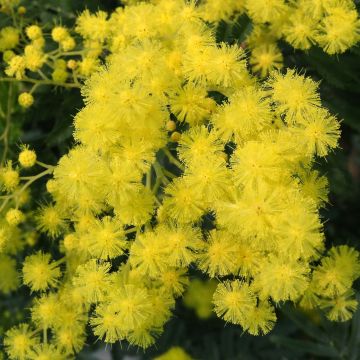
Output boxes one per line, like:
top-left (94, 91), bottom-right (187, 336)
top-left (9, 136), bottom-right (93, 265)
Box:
top-left (0, 77), bottom-right (81, 89)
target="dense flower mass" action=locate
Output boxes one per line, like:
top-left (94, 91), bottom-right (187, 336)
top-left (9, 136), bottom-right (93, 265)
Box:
top-left (0, 0), bottom-right (360, 358)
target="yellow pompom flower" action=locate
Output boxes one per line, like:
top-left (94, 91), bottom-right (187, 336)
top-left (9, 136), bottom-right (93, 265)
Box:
top-left (317, 5), bottom-right (360, 54)
top-left (1, 161), bottom-right (19, 192)
top-left (245, 0), bottom-right (288, 24)
top-left (231, 140), bottom-right (286, 187)
top-left (0, 26), bottom-right (19, 51)
top-left (244, 301), bottom-right (277, 335)
top-left (267, 69), bottom-right (321, 121)
top-left (185, 159), bottom-right (231, 204)
top-left (213, 280), bottom-right (256, 325)
top-left (52, 67), bottom-right (68, 83)
top-left (90, 302), bottom-right (122, 343)
top-left (177, 126), bottom-right (224, 166)
top-left (24, 45), bottom-right (46, 71)
top-left (183, 279), bottom-right (217, 319)
top-left (158, 267), bottom-right (189, 297)
top-left (25, 25), bottom-right (42, 40)
top-left (283, 10), bottom-right (319, 50)
top-left (60, 36), bottom-right (76, 51)
top-left (250, 43), bottom-right (283, 78)
top-left (18, 92), bottom-right (34, 108)
top-left (0, 254), bottom-right (20, 293)
top-left (156, 223), bottom-right (203, 267)
top-left (78, 57), bottom-right (100, 77)
top-left (5, 55), bottom-right (25, 79)
top-left (22, 252), bottom-right (61, 292)
top-left (321, 290), bottom-right (358, 322)
top-left (253, 257), bottom-right (310, 302)
top-left (18, 146), bottom-right (36, 167)
top-left (216, 182), bottom-right (281, 238)
top-left (92, 284), bottom-right (153, 340)
top-left (54, 323), bottom-right (86, 355)
top-left (72, 259), bottom-right (111, 303)
top-left (0, 227), bottom-right (9, 251)
top-left (31, 293), bottom-right (61, 329)
top-left (87, 216), bottom-right (127, 259)
top-left (3, 49), bottom-right (15, 63)
top-left (299, 170), bottom-right (329, 206)
top-left (211, 86), bottom-right (272, 143)
top-left (207, 43), bottom-right (247, 87)
top-left (4, 324), bottom-right (39, 360)
top-left (198, 230), bottom-right (239, 277)
top-left (36, 204), bottom-right (66, 238)
top-left (6, 208), bottom-right (24, 226)
top-left (76, 10), bottom-right (109, 42)
top-left (27, 343), bottom-right (63, 360)
top-left (162, 177), bottom-right (204, 224)
top-left (129, 230), bottom-right (169, 277)
top-left (293, 108), bottom-right (341, 157)
top-left (169, 82), bottom-right (215, 125)
top-left (312, 245), bottom-right (360, 297)
top-left (111, 284), bottom-right (153, 330)
top-left (51, 26), bottom-right (69, 42)
top-left (53, 147), bottom-right (110, 212)
top-left (275, 201), bottom-right (325, 260)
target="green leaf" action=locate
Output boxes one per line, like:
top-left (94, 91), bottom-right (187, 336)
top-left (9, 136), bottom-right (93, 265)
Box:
top-left (270, 335), bottom-right (340, 358)
top-left (281, 306), bottom-right (331, 344)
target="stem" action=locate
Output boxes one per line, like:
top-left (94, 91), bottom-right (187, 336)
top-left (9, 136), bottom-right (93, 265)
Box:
top-left (1, 167), bottom-right (55, 211)
top-left (154, 196), bottom-right (162, 206)
top-left (17, 167), bottom-right (54, 195)
top-left (37, 69), bottom-right (50, 81)
top-left (153, 162), bottom-right (170, 186)
top-left (9, 6), bottom-right (18, 29)
top-left (146, 168), bottom-right (151, 190)
top-left (124, 227), bottom-right (138, 235)
top-left (30, 83), bottom-right (40, 94)
top-left (163, 168), bottom-right (177, 179)
top-left (0, 77), bottom-right (81, 89)
top-left (152, 178), bottom-right (162, 196)
top-left (162, 148), bottom-right (185, 171)
top-left (36, 161), bottom-right (55, 169)
top-left (53, 50), bottom-right (83, 59)
top-left (43, 327), bottom-right (47, 344)
top-left (0, 197), bottom-right (10, 213)
top-left (53, 257), bottom-right (66, 267)
top-left (1, 83), bottom-right (13, 165)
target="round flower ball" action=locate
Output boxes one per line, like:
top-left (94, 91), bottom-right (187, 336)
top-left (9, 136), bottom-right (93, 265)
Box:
top-left (18, 93), bottom-right (34, 108)
top-left (25, 25), bottom-right (42, 40)
top-left (51, 26), bottom-right (68, 42)
top-left (18, 148), bottom-right (36, 168)
top-left (6, 209), bottom-right (24, 226)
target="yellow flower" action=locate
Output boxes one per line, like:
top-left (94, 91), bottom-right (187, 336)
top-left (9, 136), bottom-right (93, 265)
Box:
top-left (0, 254), bottom-right (20, 293)
top-left (4, 324), bottom-right (39, 360)
top-left (87, 216), bottom-right (127, 260)
top-left (253, 256), bottom-right (310, 302)
top-left (22, 252), bottom-right (61, 292)
top-left (0, 26), bottom-right (19, 51)
top-left (18, 146), bottom-right (36, 166)
top-left (250, 43), bottom-right (283, 78)
top-left (213, 280), bottom-right (256, 325)
top-left (267, 69), bottom-right (321, 121)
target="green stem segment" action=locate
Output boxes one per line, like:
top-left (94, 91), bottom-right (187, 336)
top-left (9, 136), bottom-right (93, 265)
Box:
top-left (162, 148), bottom-right (185, 171)
top-left (0, 77), bottom-right (81, 89)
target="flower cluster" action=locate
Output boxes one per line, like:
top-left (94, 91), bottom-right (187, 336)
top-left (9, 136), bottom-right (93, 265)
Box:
top-left (1, 1), bottom-right (360, 359)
